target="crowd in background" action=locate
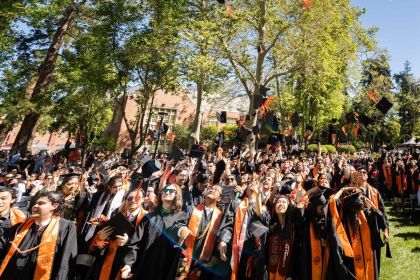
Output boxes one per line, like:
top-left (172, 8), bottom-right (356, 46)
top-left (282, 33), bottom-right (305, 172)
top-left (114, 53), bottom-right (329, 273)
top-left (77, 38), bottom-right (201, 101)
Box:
top-left (0, 143), bottom-right (418, 279)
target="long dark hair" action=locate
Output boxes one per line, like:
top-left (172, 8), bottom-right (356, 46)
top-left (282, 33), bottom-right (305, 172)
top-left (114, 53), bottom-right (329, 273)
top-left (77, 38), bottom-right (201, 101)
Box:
top-left (155, 184), bottom-right (183, 212)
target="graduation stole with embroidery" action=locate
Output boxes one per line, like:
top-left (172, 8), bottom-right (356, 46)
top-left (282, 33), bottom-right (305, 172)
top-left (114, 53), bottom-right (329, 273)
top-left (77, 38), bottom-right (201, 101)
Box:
top-left (181, 202), bottom-right (222, 278)
top-left (9, 207), bottom-right (27, 226)
top-left (231, 197), bottom-right (249, 280)
top-left (99, 210), bottom-right (147, 280)
top-left (348, 211), bottom-right (375, 280)
top-left (268, 227), bottom-right (294, 280)
top-left (328, 196), bottom-right (354, 258)
top-left (0, 215), bottom-right (60, 280)
top-left (309, 222), bottom-right (330, 280)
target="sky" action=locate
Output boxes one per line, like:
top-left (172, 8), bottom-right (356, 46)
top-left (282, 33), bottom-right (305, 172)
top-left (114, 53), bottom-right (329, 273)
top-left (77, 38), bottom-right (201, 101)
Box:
top-left (351, 0), bottom-right (420, 78)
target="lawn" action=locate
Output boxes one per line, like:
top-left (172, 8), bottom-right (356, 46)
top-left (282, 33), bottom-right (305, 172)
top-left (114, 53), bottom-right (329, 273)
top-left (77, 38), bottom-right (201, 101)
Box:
top-left (380, 204), bottom-right (420, 280)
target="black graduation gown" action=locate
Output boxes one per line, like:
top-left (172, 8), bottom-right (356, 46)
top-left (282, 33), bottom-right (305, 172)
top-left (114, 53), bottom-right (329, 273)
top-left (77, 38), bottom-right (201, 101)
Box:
top-left (341, 209), bottom-right (387, 280)
top-left (0, 218), bottom-right (77, 280)
top-left (0, 210), bottom-right (28, 255)
top-left (88, 212), bottom-right (141, 280)
top-left (266, 206), bottom-right (303, 279)
top-left (300, 206), bottom-right (354, 280)
top-left (79, 190), bottom-right (118, 249)
top-left (123, 209), bottom-right (187, 280)
top-left (218, 199), bottom-right (270, 280)
top-left (183, 207), bottom-right (225, 280)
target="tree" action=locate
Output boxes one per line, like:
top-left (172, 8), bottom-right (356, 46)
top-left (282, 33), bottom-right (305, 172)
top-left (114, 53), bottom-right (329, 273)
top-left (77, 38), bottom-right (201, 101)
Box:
top-left (92, 0), bottom-right (183, 158)
top-left (179, 1), bottom-right (229, 145)
top-left (10, 0), bottom-right (86, 154)
top-left (49, 28), bottom-right (115, 166)
top-left (394, 61), bottom-right (419, 139)
top-left (213, 0), bottom-right (371, 149)
top-left (354, 52), bottom-right (397, 148)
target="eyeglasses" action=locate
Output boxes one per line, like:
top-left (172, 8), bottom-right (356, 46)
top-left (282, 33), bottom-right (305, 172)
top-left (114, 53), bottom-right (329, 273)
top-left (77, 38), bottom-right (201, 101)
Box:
top-left (162, 188), bottom-right (176, 194)
top-left (359, 170), bottom-right (367, 174)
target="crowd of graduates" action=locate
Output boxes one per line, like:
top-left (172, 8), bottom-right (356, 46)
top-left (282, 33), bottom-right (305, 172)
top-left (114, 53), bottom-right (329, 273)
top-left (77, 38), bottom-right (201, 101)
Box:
top-left (0, 143), bottom-right (418, 280)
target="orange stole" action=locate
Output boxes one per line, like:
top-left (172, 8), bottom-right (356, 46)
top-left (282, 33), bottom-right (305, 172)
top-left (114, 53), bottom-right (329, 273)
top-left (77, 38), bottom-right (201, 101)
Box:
top-left (348, 212), bottom-right (374, 280)
top-left (182, 203), bottom-right (222, 274)
top-left (368, 186), bottom-right (379, 209)
top-left (396, 172), bottom-right (407, 193)
top-left (231, 197), bottom-right (249, 280)
top-left (328, 197), bottom-right (354, 258)
top-left (0, 215), bottom-right (60, 280)
top-left (99, 210), bottom-right (147, 280)
top-left (309, 223), bottom-right (329, 280)
top-left (382, 165), bottom-right (392, 190)
top-left (9, 207), bottom-right (27, 226)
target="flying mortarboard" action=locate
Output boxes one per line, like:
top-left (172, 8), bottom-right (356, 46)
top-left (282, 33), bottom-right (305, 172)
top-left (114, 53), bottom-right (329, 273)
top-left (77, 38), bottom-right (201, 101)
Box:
top-left (189, 144), bottom-right (204, 158)
top-left (142, 160), bottom-right (162, 178)
top-left (305, 124), bottom-right (314, 133)
top-left (375, 97), bottom-right (393, 114)
top-left (259, 85), bottom-right (270, 96)
top-left (98, 212), bottom-right (135, 240)
top-left (160, 123), bottom-right (169, 134)
top-left (216, 111), bottom-right (227, 123)
top-left (254, 95), bottom-right (267, 110)
top-left (309, 189), bottom-right (327, 206)
top-left (167, 145), bottom-right (185, 162)
top-left (291, 113), bottom-right (303, 127)
top-left (358, 114), bottom-right (374, 127)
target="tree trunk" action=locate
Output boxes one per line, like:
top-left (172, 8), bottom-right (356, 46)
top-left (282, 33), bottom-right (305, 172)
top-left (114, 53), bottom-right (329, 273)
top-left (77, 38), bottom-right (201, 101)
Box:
top-left (190, 80), bottom-right (204, 146)
top-left (10, 112), bottom-right (40, 153)
top-left (0, 123), bottom-right (13, 145)
top-left (10, 0), bottom-right (79, 154)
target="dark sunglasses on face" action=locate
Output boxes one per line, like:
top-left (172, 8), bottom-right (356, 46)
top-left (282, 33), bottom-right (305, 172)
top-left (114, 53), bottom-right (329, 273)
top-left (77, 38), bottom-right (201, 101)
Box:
top-left (162, 188), bottom-right (176, 194)
top-left (126, 196), bottom-right (138, 202)
top-left (360, 170), bottom-right (367, 174)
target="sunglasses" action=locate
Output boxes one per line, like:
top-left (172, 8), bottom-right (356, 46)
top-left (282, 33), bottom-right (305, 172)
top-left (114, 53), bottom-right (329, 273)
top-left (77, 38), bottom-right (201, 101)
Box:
top-left (359, 170), bottom-right (367, 174)
top-left (126, 196), bottom-right (138, 202)
top-left (162, 188), bottom-right (176, 194)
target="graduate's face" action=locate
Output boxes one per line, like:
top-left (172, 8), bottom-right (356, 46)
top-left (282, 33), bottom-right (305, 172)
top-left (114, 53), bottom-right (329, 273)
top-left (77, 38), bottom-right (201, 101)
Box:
top-left (204, 185), bottom-right (222, 201)
top-left (31, 197), bottom-right (58, 219)
top-left (275, 197), bottom-right (289, 214)
top-left (207, 163), bottom-right (215, 174)
top-left (62, 177), bottom-right (79, 196)
top-left (318, 175), bottom-right (328, 187)
top-left (176, 171), bottom-right (188, 185)
top-left (109, 180), bottom-right (123, 194)
top-left (126, 191), bottom-right (142, 211)
top-left (161, 185), bottom-right (177, 202)
top-left (0, 191), bottom-right (14, 213)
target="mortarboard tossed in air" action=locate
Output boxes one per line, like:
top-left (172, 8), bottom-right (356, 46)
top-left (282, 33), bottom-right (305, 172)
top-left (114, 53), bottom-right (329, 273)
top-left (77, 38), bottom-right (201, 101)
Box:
top-left (375, 97), bottom-right (393, 114)
top-left (189, 144), bottom-right (204, 158)
top-left (259, 85), bottom-right (270, 96)
top-left (216, 111), bottom-right (227, 123)
top-left (291, 112), bottom-right (303, 127)
top-left (142, 160), bottom-right (162, 178)
top-left (358, 114), bottom-right (374, 128)
top-left (253, 95), bottom-right (267, 110)
top-left (160, 123), bottom-right (169, 134)
top-left (309, 189), bottom-right (327, 206)
top-left (167, 145), bottom-right (185, 162)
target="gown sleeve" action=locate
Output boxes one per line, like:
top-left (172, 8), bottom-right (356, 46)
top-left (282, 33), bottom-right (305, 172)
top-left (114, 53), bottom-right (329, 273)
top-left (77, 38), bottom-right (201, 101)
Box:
top-left (123, 216), bottom-right (148, 267)
top-left (217, 199), bottom-right (238, 244)
top-left (55, 220), bottom-right (78, 280)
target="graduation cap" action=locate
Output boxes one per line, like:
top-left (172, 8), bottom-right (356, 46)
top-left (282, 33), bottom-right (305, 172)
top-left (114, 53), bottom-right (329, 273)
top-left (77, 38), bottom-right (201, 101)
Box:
top-left (358, 114), bottom-right (374, 127)
top-left (259, 85), bottom-right (270, 97)
top-left (306, 124), bottom-right (314, 133)
top-left (142, 160), bottom-right (162, 178)
top-left (345, 112), bottom-right (359, 123)
top-left (291, 112), bottom-right (303, 127)
top-left (236, 126), bottom-right (252, 142)
top-left (167, 145), bottom-right (185, 162)
top-left (272, 115), bottom-right (280, 131)
top-left (268, 133), bottom-right (284, 146)
top-left (342, 191), bottom-right (364, 211)
top-left (98, 212), bottom-right (135, 240)
top-left (309, 190), bottom-right (327, 206)
top-left (253, 95), bottom-right (267, 109)
top-left (248, 220), bottom-right (269, 238)
top-left (216, 111), bottom-right (227, 123)
top-left (189, 144), bottom-right (204, 158)
top-left (160, 123), bottom-right (169, 134)
top-left (375, 97), bottom-right (393, 114)
top-left (60, 172), bottom-right (81, 180)
top-left (216, 0), bottom-right (225, 4)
